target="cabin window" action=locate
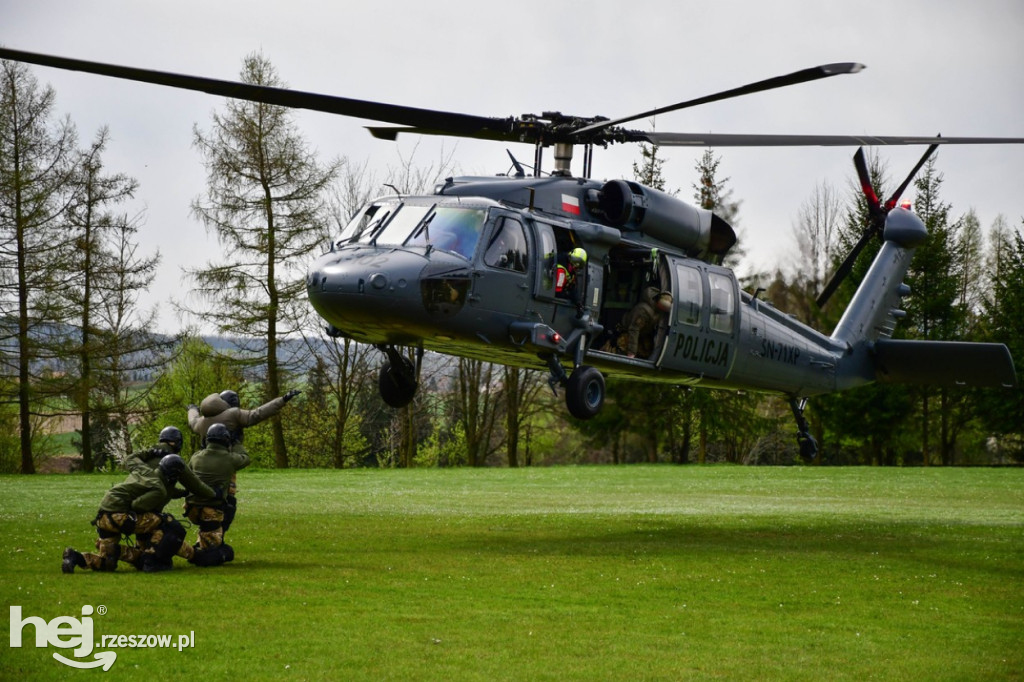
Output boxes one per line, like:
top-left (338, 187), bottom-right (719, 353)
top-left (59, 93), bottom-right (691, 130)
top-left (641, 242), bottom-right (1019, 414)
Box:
top-left (675, 264), bottom-right (703, 327)
top-left (406, 207), bottom-right (486, 261)
top-left (708, 272), bottom-right (735, 334)
top-left (484, 217), bottom-right (528, 273)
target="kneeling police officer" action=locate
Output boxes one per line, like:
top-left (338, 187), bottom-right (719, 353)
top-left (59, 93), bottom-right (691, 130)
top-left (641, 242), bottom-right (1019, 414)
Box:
top-left (62, 427), bottom-right (216, 573)
top-left (185, 423), bottom-right (250, 567)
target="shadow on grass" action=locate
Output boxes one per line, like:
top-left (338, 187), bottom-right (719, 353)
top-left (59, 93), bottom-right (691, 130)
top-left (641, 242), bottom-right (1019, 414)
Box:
top-left (417, 519), bottom-right (1024, 579)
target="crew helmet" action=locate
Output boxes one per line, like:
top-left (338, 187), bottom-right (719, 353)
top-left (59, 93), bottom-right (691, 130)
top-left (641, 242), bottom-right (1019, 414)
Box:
top-left (158, 426), bottom-right (184, 454)
top-left (158, 454), bottom-right (186, 485)
top-left (206, 423), bottom-right (232, 446)
top-left (220, 390), bottom-right (240, 408)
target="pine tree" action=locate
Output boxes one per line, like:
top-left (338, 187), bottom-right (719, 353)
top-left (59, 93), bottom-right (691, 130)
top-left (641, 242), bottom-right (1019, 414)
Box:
top-left (977, 224), bottom-right (1024, 460)
top-left (64, 127), bottom-right (171, 470)
top-left (903, 158), bottom-right (965, 464)
top-left (812, 150), bottom-right (914, 463)
top-left (0, 59), bottom-right (78, 473)
top-left (692, 149), bottom-right (741, 224)
top-left (185, 52), bottom-right (341, 468)
top-left (633, 143), bottom-right (670, 192)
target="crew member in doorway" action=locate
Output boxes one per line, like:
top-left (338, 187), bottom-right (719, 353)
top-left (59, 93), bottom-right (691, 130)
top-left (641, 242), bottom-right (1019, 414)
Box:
top-left (555, 247), bottom-right (588, 313)
top-left (617, 287), bottom-right (673, 359)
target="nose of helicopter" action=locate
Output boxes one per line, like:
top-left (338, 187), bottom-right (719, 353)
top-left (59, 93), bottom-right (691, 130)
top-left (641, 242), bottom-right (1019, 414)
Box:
top-left (306, 247), bottom-right (473, 344)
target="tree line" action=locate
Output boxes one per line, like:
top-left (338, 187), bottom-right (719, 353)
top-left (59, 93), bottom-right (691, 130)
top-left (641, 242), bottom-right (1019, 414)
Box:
top-left (2, 54), bottom-right (1022, 474)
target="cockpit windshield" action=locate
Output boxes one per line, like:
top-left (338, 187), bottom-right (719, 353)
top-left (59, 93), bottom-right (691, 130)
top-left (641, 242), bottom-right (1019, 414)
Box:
top-left (336, 202), bottom-right (395, 245)
top-left (406, 207), bottom-right (486, 261)
top-left (365, 204), bottom-right (432, 246)
top-left (337, 201), bottom-right (487, 262)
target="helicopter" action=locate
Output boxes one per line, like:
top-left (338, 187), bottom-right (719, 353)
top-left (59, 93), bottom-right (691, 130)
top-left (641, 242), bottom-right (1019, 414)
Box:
top-left (1, 48), bottom-right (1019, 459)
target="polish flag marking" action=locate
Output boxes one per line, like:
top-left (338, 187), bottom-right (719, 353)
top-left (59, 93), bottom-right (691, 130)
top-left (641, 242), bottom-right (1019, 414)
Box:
top-left (561, 194), bottom-right (581, 215)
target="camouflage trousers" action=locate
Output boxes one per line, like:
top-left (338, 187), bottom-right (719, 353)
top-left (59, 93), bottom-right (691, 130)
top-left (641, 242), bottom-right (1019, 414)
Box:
top-left (82, 510), bottom-right (194, 571)
top-left (184, 505), bottom-right (225, 549)
top-left (184, 504), bottom-right (233, 567)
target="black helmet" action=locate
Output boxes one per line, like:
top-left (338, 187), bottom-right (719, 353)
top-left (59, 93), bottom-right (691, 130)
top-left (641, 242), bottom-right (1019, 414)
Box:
top-left (158, 426), bottom-right (184, 454)
top-left (220, 390), bottom-right (240, 408)
top-left (206, 423), bottom-right (232, 446)
top-left (158, 454), bottom-right (186, 485)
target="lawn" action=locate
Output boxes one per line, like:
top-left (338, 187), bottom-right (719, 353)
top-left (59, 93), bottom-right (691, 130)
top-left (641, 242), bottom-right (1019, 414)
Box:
top-left (2, 466), bottom-right (1022, 681)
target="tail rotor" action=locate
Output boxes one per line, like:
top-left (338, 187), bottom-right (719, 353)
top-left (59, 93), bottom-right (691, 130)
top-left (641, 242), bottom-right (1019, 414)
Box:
top-left (816, 143), bottom-right (938, 308)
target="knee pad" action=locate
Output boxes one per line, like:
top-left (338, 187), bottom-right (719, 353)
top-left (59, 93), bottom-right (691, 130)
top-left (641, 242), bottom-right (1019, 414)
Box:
top-left (162, 519), bottom-right (186, 543)
top-left (100, 544), bottom-right (121, 572)
top-left (153, 529), bottom-right (184, 562)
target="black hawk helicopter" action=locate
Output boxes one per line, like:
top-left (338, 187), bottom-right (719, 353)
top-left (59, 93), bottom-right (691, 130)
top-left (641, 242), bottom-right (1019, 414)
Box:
top-left (2, 48), bottom-right (1019, 459)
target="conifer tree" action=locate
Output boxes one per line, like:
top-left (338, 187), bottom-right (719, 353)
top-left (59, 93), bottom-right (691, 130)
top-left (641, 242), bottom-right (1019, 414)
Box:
top-left (903, 158), bottom-right (966, 464)
top-left (977, 224), bottom-right (1024, 460)
top-left (0, 59), bottom-right (77, 473)
top-left (812, 150), bottom-right (913, 463)
top-left (65, 128), bottom-right (170, 470)
top-left (185, 52), bottom-right (341, 468)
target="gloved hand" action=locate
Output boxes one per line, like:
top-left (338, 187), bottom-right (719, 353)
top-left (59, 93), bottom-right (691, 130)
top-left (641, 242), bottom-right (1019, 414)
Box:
top-left (187, 403), bottom-right (198, 412)
top-left (282, 389), bottom-right (302, 403)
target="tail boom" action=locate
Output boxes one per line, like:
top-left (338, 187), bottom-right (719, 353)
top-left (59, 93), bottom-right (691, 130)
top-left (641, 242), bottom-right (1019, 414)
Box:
top-left (829, 207), bottom-right (1017, 391)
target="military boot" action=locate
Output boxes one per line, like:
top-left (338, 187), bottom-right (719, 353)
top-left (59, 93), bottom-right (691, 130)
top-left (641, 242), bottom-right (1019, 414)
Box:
top-left (62, 547), bottom-right (86, 574)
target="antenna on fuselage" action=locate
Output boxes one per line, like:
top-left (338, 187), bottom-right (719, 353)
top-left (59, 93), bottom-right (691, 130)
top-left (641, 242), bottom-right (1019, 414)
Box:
top-left (506, 150), bottom-right (526, 178)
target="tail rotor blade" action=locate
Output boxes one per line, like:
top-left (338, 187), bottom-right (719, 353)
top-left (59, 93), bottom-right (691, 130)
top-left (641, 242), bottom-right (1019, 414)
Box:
top-left (883, 142), bottom-right (938, 210)
top-left (816, 231), bottom-right (872, 308)
top-left (853, 147), bottom-right (881, 214)
top-left (818, 145), bottom-right (938, 307)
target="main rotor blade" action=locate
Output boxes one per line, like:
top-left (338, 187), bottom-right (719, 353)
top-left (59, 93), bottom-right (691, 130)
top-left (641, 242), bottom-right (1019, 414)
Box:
top-left (575, 63), bottom-right (865, 137)
top-left (0, 47), bottom-right (516, 139)
top-left (640, 131), bottom-right (1024, 147)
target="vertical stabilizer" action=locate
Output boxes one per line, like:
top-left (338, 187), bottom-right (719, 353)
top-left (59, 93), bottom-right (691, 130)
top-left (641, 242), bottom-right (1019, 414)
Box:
top-left (830, 208), bottom-right (925, 348)
top-left (830, 208), bottom-right (926, 389)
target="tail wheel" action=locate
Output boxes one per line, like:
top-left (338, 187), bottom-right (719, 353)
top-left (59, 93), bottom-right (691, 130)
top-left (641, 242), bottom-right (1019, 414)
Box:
top-left (566, 365), bottom-right (605, 420)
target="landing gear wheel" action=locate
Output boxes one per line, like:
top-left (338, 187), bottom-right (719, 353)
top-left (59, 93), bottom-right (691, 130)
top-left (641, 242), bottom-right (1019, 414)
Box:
top-left (379, 361), bottom-right (418, 408)
top-left (797, 432), bottom-right (818, 463)
top-left (566, 365), bottom-right (605, 420)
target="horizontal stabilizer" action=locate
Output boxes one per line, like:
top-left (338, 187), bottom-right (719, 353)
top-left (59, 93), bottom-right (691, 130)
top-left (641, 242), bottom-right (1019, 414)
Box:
top-left (873, 339), bottom-right (1018, 388)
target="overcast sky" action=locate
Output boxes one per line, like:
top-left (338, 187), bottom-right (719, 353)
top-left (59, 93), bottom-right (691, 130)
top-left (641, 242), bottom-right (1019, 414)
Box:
top-left (3, 0), bottom-right (1023, 332)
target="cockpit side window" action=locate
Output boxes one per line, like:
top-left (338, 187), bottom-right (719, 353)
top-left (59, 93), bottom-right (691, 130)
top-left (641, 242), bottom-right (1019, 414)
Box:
top-left (535, 222), bottom-right (557, 293)
top-left (406, 207), bottom-right (486, 261)
top-left (483, 217), bottom-right (528, 273)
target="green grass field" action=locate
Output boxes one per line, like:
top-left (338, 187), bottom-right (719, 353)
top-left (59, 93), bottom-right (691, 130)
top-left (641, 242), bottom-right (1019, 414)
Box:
top-left (2, 466), bottom-right (1022, 681)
